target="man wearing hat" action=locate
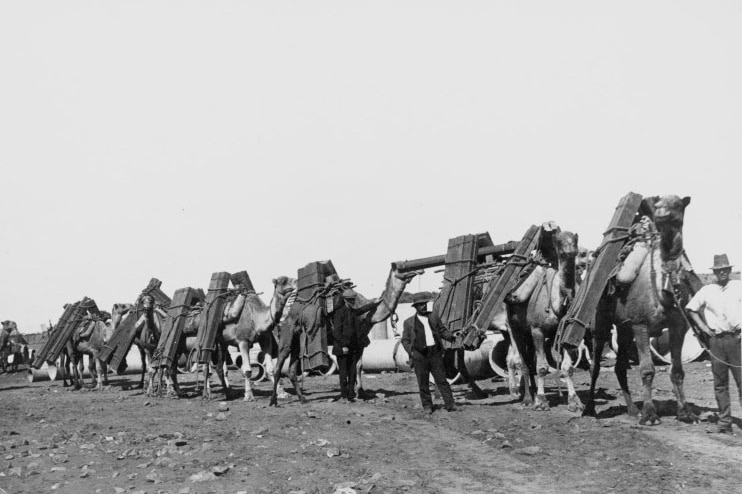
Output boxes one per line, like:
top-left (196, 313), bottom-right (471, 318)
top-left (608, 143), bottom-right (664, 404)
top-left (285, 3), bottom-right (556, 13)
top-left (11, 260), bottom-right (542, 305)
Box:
top-left (401, 293), bottom-right (457, 413)
top-left (686, 254), bottom-right (742, 434)
top-left (331, 288), bottom-right (381, 403)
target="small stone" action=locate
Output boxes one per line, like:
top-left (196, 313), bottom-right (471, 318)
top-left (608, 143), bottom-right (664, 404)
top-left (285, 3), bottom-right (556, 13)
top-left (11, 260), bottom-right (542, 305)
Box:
top-left (114, 488), bottom-right (126, 494)
top-left (501, 441), bottom-right (513, 449)
top-left (128, 473), bottom-right (138, 480)
top-left (144, 401), bottom-right (151, 406)
top-left (251, 427), bottom-right (268, 436)
top-left (4, 455), bottom-right (13, 460)
top-left (8, 466), bottom-right (21, 477)
top-left (326, 447), bottom-right (341, 457)
top-left (190, 470), bottom-right (218, 482)
top-left (215, 412), bottom-right (227, 421)
top-left (178, 487), bottom-right (191, 494)
top-left (50, 467), bottom-right (67, 472)
top-left (529, 423), bottom-right (542, 430)
top-left (212, 464), bottom-right (231, 476)
top-left (493, 432), bottom-right (506, 439)
top-left (513, 446), bottom-right (541, 456)
top-left (145, 471), bottom-right (160, 483)
top-left (174, 440), bottom-right (187, 447)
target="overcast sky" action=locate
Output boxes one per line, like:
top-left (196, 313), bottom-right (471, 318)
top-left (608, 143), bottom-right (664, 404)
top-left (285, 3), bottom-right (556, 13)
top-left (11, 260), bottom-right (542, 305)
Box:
top-left (1, 1), bottom-right (740, 333)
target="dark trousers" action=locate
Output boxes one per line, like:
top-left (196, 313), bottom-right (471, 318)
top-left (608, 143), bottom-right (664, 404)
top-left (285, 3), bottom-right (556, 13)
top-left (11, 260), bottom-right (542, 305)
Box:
top-left (336, 352), bottom-right (358, 400)
top-left (709, 332), bottom-right (742, 428)
top-left (412, 346), bottom-right (454, 410)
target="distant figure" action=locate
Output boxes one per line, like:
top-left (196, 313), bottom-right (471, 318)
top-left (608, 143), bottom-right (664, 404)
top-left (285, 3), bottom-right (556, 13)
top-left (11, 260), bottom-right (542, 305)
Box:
top-left (401, 293), bottom-right (457, 413)
top-left (686, 254), bottom-right (742, 434)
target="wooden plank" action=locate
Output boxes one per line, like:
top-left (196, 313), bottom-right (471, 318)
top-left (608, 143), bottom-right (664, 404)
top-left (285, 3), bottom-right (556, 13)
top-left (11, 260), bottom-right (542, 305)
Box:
top-left (556, 192), bottom-right (643, 349)
top-left (32, 302), bottom-right (79, 368)
top-left (142, 278), bottom-right (172, 308)
top-left (196, 272), bottom-right (232, 364)
top-left (435, 234), bottom-right (479, 334)
top-left (100, 311), bottom-right (139, 372)
top-left (230, 271), bottom-right (255, 292)
top-left (461, 225), bottom-right (541, 349)
top-left (153, 287), bottom-right (201, 369)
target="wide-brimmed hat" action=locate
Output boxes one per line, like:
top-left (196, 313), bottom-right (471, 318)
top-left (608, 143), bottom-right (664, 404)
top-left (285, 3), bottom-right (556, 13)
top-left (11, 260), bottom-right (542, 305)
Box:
top-left (411, 292), bottom-right (433, 307)
top-left (711, 254), bottom-right (734, 271)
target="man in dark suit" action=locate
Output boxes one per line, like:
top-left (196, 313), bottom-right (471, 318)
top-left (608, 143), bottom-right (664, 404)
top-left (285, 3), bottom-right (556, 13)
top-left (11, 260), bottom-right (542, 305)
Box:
top-left (331, 289), bottom-right (380, 403)
top-left (401, 293), bottom-right (457, 413)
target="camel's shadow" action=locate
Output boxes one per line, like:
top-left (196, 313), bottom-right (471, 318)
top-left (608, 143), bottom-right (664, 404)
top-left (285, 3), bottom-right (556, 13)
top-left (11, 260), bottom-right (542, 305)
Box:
top-left (593, 398), bottom-right (718, 422)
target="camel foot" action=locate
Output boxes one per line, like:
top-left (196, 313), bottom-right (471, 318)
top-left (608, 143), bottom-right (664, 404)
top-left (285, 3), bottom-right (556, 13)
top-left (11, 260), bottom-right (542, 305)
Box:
top-left (677, 405), bottom-right (700, 424)
top-left (533, 395), bottom-right (550, 411)
top-left (627, 403), bottom-right (641, 417)
top-left (639, 405), bottom-right (661, 426)
top-left (582, 402), bottom-right (597, 417)
top-left (269, 398), bottom-right (278, 407)
top-left (567, 395), bottom-right (584, 413)
top-left (243, 394), bottom-right (256, 402)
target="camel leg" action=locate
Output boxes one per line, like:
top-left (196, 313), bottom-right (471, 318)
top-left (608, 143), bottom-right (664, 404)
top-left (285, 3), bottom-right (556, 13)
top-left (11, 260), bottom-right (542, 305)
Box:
top-left (506, 338), bottom-right (523, 400)
top-left (75, 356), bottom-right (85, 390)
top-left (94, 358), bottom-right (104, 391)
top-left (668, 313), bottom-right (699, 423)
top-left (614, 323), bottom-right (640, 417)
top-left (532, 327), bottom-right (550, 411)
top-left (507, 313), bottom-right (535, 406)
top-left (270, 332), bottom-right (293, 407)
top-left (138, 346), bottom-right (146, 389)
top-left (632, 323), bottom-right (660, 425)
top-left (145, 355), bottom-right (157, 397)
top-left (583, 307), bottom-right (610, 417)
top-left (561, 350), bottom-right (583, 412)
top-left (288, 338), bottom-right (307, 404)
top-left (201, 362), bottom-right (212, 400)
top-left (213, 346), bottom-right (231, 401)
top-left (238, 341), bottom-right (256, 402)
top-left (355, 351), bottom-right (365, 399)
top-left (264, 357), bottom-right (289, 399)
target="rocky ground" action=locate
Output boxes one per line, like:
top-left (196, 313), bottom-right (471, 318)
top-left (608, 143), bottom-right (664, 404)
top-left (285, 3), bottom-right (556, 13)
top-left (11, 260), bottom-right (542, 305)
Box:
top-left (1, 358), bottom-right (742, 494)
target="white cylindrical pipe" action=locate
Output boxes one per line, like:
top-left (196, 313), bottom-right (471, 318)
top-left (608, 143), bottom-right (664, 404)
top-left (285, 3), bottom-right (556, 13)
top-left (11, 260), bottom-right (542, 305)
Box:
top-left (650, 328), bottom-right (706, 365)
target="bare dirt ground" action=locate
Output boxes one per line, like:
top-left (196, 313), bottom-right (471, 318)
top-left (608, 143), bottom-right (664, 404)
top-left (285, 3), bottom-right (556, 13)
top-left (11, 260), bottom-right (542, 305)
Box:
top-left (2, 358), bottom-right (742, 494)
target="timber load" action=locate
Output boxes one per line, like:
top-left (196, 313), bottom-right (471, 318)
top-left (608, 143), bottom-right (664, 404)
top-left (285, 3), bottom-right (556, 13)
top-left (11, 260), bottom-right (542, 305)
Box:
top-left (100, 278), bottom-right (172, 373)
top-left (31, 297), bottom-right (99, 369)
top-left (195, 272), bottom-right (232, 365)
top-left (460, 225), bottom-right (541, 350)
top-left (555, 192), bottom-right (643, 350)
top-left (289, 260), bottom-right (342, 372)
top-left (153, 287), bottom-right (205, 370)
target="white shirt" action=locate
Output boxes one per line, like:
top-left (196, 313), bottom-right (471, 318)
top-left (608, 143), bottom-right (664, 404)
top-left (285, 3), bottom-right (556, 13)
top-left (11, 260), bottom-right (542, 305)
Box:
top-left (417, 314), bottom-right (435, 347)
top-left (686, 280), bottom-right (742, 334)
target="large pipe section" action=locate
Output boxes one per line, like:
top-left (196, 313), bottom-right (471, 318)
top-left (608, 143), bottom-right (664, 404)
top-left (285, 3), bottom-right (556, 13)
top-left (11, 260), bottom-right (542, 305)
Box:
top-left (391, 241), bottom-right (519, 273)
top-left (27, 349), bottom-right (145, 383)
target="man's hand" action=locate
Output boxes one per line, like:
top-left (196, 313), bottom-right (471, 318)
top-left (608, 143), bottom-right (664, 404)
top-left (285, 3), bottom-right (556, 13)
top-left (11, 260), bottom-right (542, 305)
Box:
top-left (342, 347), bottom-right (350, 354)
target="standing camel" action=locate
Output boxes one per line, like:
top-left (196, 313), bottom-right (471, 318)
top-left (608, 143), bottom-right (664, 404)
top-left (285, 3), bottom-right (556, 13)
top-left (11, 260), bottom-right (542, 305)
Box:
top-left (270, 267), bottom-right (418, 406)
top-left (201, 276), bottom-right (297, 401)
top-left (506, 224), bottom-right (581, 411)
top-left (66, 314), bottom-right (111, 390)
top-left (583, 195), bottom-right (701, 425)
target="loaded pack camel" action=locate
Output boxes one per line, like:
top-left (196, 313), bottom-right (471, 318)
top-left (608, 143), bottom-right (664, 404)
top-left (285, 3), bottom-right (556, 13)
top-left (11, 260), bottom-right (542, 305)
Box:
top-left (200, 275), bottom-right (298, 401)
top-left (506, 223), bottom-right (581, 411)
top-left (65, 313), bottom-right (111, 390)
top-left (270, 267), bottom-right (418, 406)
top-left (110, 296), bottom-right (168, 394)
top-left (583, 195), bottom-right (702, 425)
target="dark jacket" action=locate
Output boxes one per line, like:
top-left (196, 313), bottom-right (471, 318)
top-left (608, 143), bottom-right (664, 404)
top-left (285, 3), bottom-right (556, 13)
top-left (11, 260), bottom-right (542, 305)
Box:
top-left (401, 311), bottom-right (454, 360)
top-left (331, 300), bottom-right (379, 356)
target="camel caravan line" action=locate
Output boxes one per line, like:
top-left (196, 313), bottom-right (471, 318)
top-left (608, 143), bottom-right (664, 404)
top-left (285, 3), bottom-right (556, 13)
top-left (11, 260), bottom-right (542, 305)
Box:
top-left (29, 192), bottom-right (711, 425)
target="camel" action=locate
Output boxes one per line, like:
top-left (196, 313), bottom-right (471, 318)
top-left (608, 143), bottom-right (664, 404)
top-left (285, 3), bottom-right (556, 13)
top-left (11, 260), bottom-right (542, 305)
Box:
top-left (1, 321), bottom-right (27, 373)
top-left (506, 224), bottom-right (580, 411)
top-left (270, 267), bottom-right (419, 406)
top-left (201, 276), bottom-right (298, 401)
top-left (583, 195), bottom-right (701, 425)
top-left (65, 313), bottom-right (111, 390)
top-left (109, 296), bottom-right (168, 394)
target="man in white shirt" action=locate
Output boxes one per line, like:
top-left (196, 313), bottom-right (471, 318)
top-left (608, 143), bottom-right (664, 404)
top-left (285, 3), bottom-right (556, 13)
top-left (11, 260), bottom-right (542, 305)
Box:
top-left (686, 254), bottom-right (742, 434)
top-left (401, 293), bottom-right (457, 413)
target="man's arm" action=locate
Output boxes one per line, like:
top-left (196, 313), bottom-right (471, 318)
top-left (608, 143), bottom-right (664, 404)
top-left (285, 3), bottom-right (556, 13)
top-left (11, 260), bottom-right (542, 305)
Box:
top-left (429, 311), bottom-right (455, 341)
top-left (685, 288), bottom-right (714, 337)
top-left (401, 319), bottom-right (413, 356)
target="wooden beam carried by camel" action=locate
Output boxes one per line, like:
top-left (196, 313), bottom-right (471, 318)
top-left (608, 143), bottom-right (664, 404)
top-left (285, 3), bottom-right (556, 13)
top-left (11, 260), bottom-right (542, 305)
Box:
top-left (31, 297), bottom-right (100, 369)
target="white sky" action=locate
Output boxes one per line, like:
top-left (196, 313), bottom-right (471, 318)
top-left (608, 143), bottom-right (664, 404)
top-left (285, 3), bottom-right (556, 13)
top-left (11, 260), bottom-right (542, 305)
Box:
top-left (1, 1), bottom-right (740, 333)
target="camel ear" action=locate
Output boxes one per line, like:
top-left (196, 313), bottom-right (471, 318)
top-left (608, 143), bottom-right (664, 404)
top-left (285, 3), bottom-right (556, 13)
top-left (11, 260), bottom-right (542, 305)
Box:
top-left (682, 196), bottom-right (691, 208)
top-left (574, 233), bottom-right (579, 245)
top-left (272, 278), bottom-right (277, 285)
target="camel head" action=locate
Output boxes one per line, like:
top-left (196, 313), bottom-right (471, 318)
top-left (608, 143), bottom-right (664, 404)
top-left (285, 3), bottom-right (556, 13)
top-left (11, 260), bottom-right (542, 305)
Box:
top-left (649, 195), bottom-right (690, 261)
top-left (575, 247), bottom-right (593, 281)
top-left (555, 230), bottom-right (579, 261)
top-left (272, 276), bottom-right (297, 303)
